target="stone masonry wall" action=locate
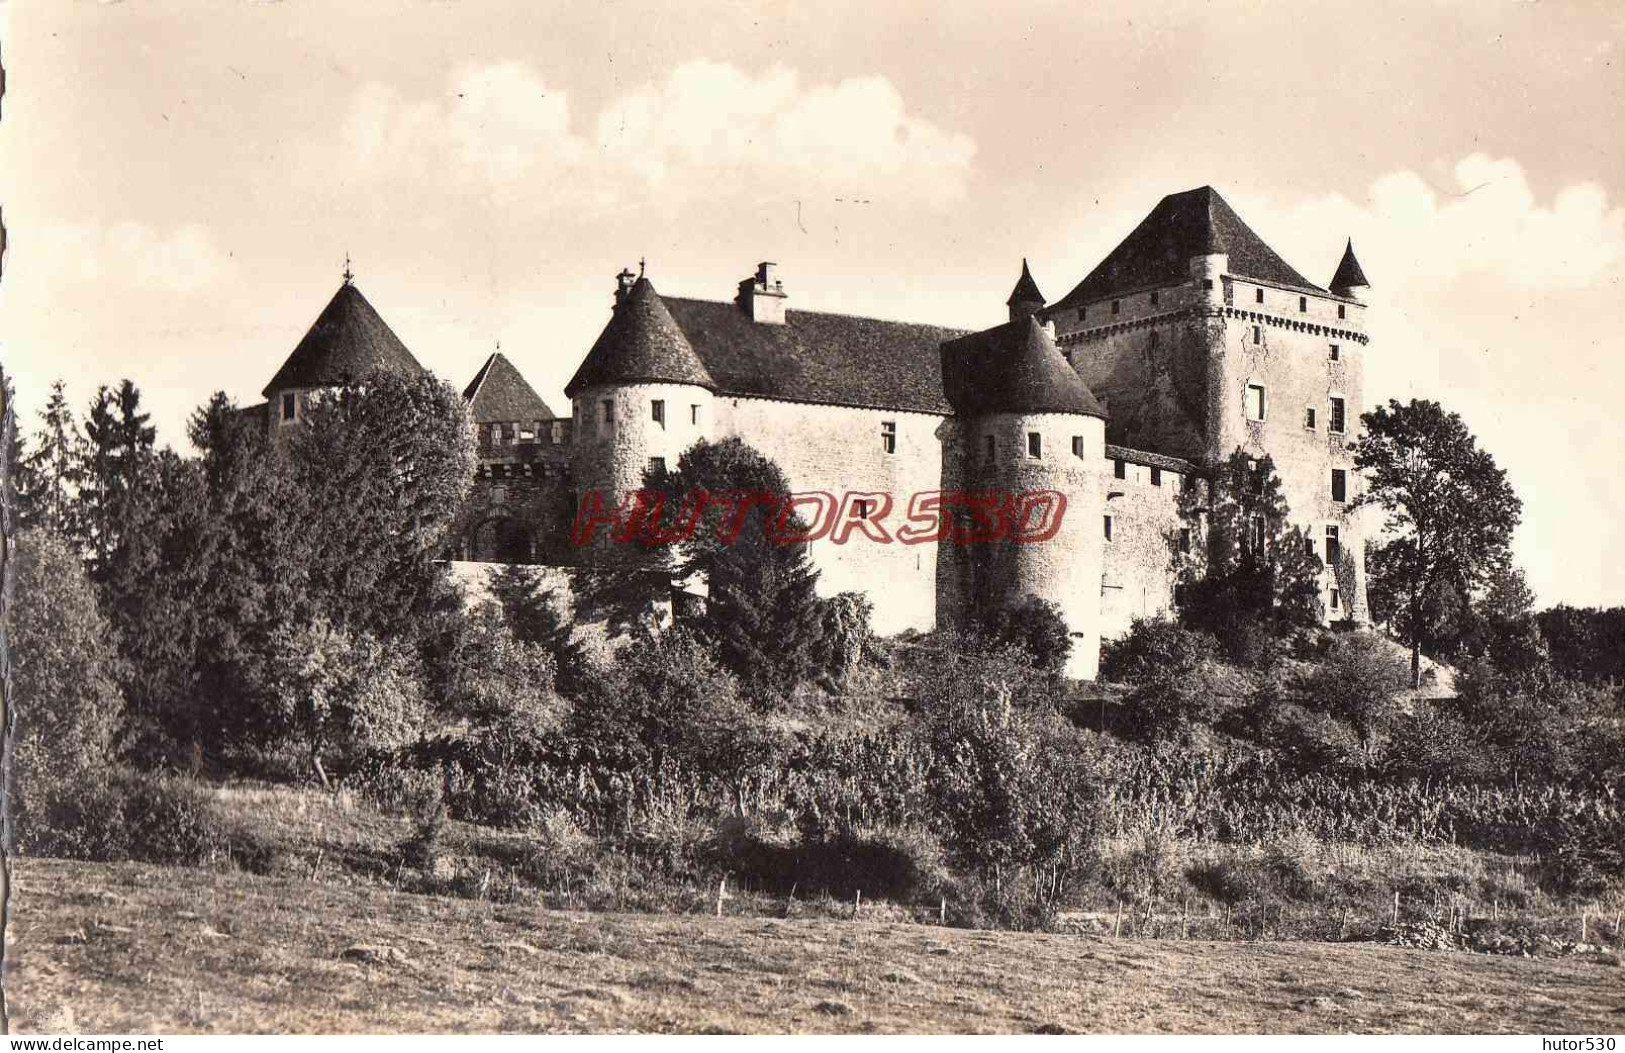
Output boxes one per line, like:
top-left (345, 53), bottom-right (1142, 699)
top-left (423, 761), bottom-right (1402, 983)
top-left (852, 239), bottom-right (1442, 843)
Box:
top-left (1099, 452), bottom-right (1188, 640)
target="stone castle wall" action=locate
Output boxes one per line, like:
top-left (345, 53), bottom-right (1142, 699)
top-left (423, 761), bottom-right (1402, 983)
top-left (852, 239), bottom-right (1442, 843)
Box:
top-left (1099, 450), bottom-right (1189, 639)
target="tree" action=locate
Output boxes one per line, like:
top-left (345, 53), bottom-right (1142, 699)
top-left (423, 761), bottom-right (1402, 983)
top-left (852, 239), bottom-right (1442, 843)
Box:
top-left (1099, 617), bottom-right (1222, 740)
top-left (488, 564), bottom-right (590, 698)
top-left (1300, 632), bottom-right (1411, 765)
top-left (642, 438), bottom-right (829, 700)
top-left (970, 597), bottom-right (1073, 679)
top-left (77, 380), bottom-right (158, 580)
top-left (1176, 450), bottom-right (1323, 655)
top-left (16, 380), bottom-right (86, 537)
top-left (1353, 399), bottom-right (1522, 687)
top-left (434, 603), bottom-right (569, 771)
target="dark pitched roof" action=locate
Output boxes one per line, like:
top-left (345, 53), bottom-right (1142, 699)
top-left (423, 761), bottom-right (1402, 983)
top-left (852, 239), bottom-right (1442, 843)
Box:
top-left (564, 278), bottom-right (715, 397)
top-left (652, 298), bottom-right (969, 414)
top-left (464, 352), bottom-right (557, 422)
top-left (1006, 259), bottom-right (1045, 307)
top-left (942, 317), bottom-right (1106, 419)
top-left (1048, 186), bottom-right (1324, 312)
top-left (1329, 239), bottom-right (1371, 292)
top-left (262, 281), bottom-right (425, 397)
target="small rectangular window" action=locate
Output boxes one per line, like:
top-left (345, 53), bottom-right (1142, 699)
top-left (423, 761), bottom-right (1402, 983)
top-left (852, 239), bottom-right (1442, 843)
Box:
top-left (1330, 588), bottom-right (1342, 611)
top-left (280, 391), bottom-right (296, 422)
top-left (1111, 299), bottom-right (1121, 316)
top-left (649, 456), bottom-right (666, 476)
top-left (881, 420), bottom-right (897, 454)
top-left (1252, 325), bottom-right (1262, 345)
top-left (1255, 287), bottom-right (1264, 304)
top-left (1027, 432), bottom-right (1042, 458)
top-left (984, 434), bottom-right (996, 462)
top-left (601, 399), bottom-right (614, 424)
top-left (1151, 467), bottom-right (1162, 487)
top-left (491, 422), bottom-right (504, 445)
top-left (854, 499), bottom-right (871, 519)
top-left (1078, 306), bottom-right (1087, 322)
top-left (651, 399), bottom-right (665, 425)
top-left (1203, 278), bottom-right (1214, 290)
top-left (1338, 303), bottom-right (1347, 319)
top-left (1326, 525), bottom-right (1341, 567)
top-left (1104, 515), bottom-right (1114, 542)
top-left (1071, 436), bottom-right (1084, 459)
top-left (1246, 384), bottom-right (1266, 422)
top-left (1329, 343), bottom-right (1341, 361)
top-left (1331, 468), bottom-right (1348, 503)
top-left (1330, 397), bottom-right (1346, 433)
top-left (1179, 527), bottom-right (1192, 554)
top-left (1299, 295), bottom-right (1308, 313)
top-left (551, 421), bottom-right (563, 444)
top-left (1114, 458), bottom-right (1126, 480)
top-left (1150, 290), bottom-right (1160, 306)
top-left (1305, 407), bottom-right (1317, 430)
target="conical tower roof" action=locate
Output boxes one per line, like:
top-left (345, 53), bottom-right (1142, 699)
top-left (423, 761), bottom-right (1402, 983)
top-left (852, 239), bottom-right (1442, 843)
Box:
top-left (942, 316), bottom-right (1106, 418)
top-left (463, 351), bottom-right (557, 422)
top-left (1329, 239), bottom-right (1371, 293)
top-left (564, 277), bottom-right (716, 397)
top-left (262, 281), bottom-right (425, 397)
top-left (1006, 258), bottom-right (1046, 307)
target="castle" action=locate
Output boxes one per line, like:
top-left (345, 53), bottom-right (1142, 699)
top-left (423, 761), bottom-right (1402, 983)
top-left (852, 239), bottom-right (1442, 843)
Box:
top-left (247, 186), bottom-right (1372, 679)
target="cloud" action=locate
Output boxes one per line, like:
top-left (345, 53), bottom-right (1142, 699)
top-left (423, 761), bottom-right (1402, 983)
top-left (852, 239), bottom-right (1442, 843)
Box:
top-left (26, 220), bottom-right (234, 294)
top-left (338, 60), bottom-right (976, 210)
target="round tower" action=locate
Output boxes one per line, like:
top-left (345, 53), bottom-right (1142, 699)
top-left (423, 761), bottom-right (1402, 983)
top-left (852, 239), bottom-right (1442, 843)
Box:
top-left (564, 273), bottom-right (716, 555)
top-left (1328, 239), bottom-right (1371, 302)
top-left (944, 314), bottom-right (1109, 679)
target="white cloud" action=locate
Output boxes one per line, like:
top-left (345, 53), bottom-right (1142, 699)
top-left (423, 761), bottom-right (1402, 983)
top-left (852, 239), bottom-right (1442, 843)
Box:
top-left (339, 60), bottom-right (976, 209)
top-left (23, 220), bottom-right (233, 294)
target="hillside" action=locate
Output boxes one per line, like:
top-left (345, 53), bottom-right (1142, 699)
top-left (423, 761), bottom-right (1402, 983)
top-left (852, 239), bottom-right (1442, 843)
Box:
top-left (5, 857), bottom-right (1620, 1035)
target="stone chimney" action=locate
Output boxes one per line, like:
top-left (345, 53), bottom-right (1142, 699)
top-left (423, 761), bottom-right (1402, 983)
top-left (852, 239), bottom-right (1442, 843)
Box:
top-left (737, 261), bottom-right (788, 324)
top-left (614, 267), bottom-right (638, 308)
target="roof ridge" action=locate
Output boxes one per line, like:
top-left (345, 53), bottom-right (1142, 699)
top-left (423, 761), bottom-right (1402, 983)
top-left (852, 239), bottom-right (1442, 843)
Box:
top-left (661, 293), bottom-right (972, 336)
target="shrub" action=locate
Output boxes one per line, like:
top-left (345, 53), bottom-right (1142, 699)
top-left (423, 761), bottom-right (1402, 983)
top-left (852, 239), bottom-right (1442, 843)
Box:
top-left (525, 807), bottom-right (600, 889)
top-left (1299, 632), bottom-right (1411, 764)
top-left (345, 753), bottom-right (446, 818)
top-left (970, 597), bottom-right (1072, 678)
top-left (1100, 618), bottom-right (1216, 685)
top-left (16, 769), bottom-right (228, 866)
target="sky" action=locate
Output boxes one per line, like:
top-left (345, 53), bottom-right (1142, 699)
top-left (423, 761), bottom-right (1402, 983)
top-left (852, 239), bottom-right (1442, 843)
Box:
top-left (1, 0), bottom-right (1622, 608)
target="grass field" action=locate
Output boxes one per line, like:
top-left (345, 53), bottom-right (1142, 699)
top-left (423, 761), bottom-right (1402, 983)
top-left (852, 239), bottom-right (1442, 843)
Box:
top-left (5, 856), bottom-right (1622, 1035)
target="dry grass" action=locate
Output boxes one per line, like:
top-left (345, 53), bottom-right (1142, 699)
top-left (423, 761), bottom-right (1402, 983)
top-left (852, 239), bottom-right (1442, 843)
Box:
top-left (6, 857), bottom-right (1622, 1035)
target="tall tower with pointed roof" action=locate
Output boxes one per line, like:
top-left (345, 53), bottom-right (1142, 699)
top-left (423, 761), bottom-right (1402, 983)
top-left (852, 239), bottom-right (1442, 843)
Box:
top-left (1046, 185), bottom-right (1370, 628)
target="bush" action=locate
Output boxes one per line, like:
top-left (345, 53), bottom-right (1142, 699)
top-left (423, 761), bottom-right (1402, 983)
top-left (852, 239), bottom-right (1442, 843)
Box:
top-left (1100, 618), bottom-right (1216, 684)
top-left (970, 597), bottom-right (1072, 678)
top-left (16, 769), bottom-right (229, 866)
top-left (1299, 632), bottom-right (1411, 764)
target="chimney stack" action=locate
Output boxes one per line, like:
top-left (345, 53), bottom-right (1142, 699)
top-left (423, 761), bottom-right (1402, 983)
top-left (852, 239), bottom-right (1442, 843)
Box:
top-left (737, 261), bottom-right (788, 324)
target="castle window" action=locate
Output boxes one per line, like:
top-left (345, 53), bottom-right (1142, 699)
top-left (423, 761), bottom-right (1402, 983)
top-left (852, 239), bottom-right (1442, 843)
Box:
top-left (1078, 306), bottom-right (1086, 322)
top-left (1179, 527), bottom-right (1192, 555)
top-left (1027, 432), bottom-right (1042, 458)
top-left (1330, 587), bottom-right (1342, 611)
top-left (1246, 384), bottom-right (1266, 422)
top-left (985, 434), bottom-right (996, 462)
top-left (1255, 287), bottom-right (1264, 304)
top-left (1338, 304), bottom-right (1347, 320)
top-left (1104, 515), bottom-right (1114, 542)
top-left (854, 499), bottom-right (872, 519)
top-left (1151, 467), bottom-right (1163, 487)
top-left (1072, 436), bottom-right (1084, 459)
top-left (1329, 343), bottom-right (1341, 361)
top-left (601, 399), bottom-right (614, 425)
top-left (491, 422), bottom-right (504, 445)
top-left (649, 456), bottom-right (666, 476)
top-left (1299, 295), bottom-right (1308, 313)
top-left (551, 421), bottom-right (564, 444)
top-left (651, 399), bottom-right (665, 426)
top-left (519, 424), bottom-right (535, 442)
top-left (1331, 468), bottom-right (1348, 503)
top-left (881, 421), bottom-right (897, 454)
top-left (1204, 278), bottom-right (1214, 291)
top-left (1305, 407), bottom-right (1317, 430)
top-left (1326, 524), bottom-right (1341, 567)
top-left (1252, 325), bottom-right (1262, 345)
top-left (1329, 397), bottom-right (1347, 433)
top-left (280, 391), bottom-right (296, 422)
top-left (1114, 458), bottom-right (1126, 480)
top-left (1111, 300), bottom-right (1121, 316)
top-left (1150, 290), bottom-right (1160, 307)
top-left (1149, 329), bottom-right (1160, 350)
top-left (691, 404), bottom-right (701, 425)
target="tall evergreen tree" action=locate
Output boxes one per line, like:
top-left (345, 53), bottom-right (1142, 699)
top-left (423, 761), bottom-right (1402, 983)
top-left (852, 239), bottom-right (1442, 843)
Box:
top-left (16, 380), bottom-right (86, 537)
top-left (78, 379), bottom-right (157, 579)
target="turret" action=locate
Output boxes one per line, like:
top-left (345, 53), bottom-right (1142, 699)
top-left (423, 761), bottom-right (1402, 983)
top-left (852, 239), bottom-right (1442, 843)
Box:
top-left (1329, 239), bottom-right (1371, 301)
top-left (1006, 259), bottom-right (1046, 323)
top-left (941, 316), bottom-right (1109, 678)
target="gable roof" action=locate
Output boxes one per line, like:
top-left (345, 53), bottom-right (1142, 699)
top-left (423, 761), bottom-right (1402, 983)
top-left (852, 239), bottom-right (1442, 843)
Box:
top-left (464, 352), bottom-right (557, 422)
top-left (1006, 259), bottom-right (1046, 307)
top-left (658, 298), bottom-right (969, 415)
top-left (564, 277), bottom-right (715, 397)
top-left (942, 317), bottom-right (1106, 419)
top-left (1329, 238), bottom-right (1371, 292)
top-left (1048, 186), bottom-right (1325, 312)
top-left (262, 281), bottom-right (425, 397)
